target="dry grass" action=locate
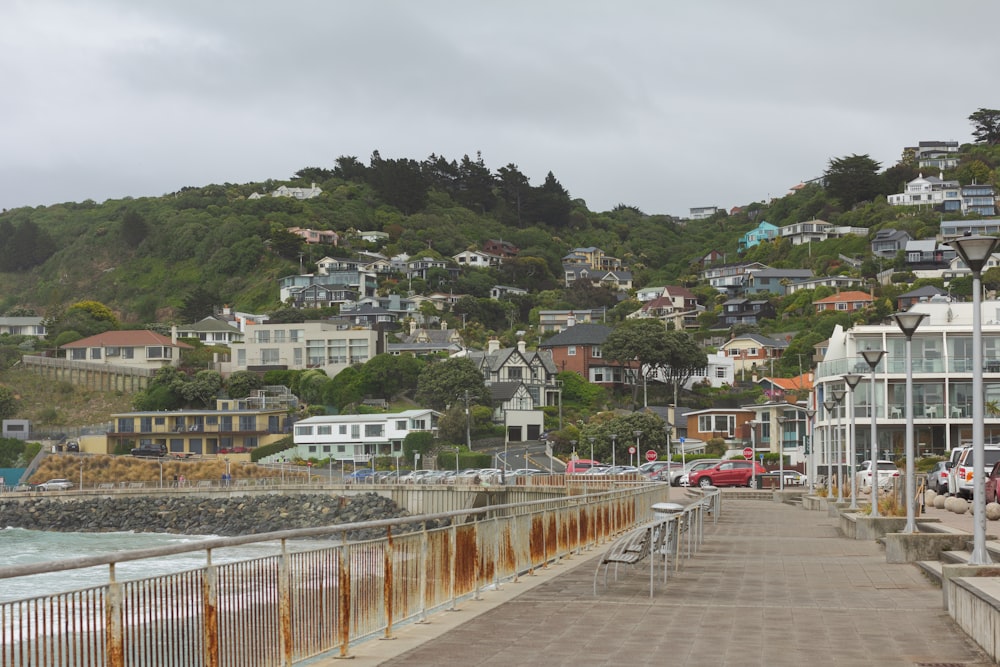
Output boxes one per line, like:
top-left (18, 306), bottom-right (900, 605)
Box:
top-left (30, 454), bottom-right (310, 486)
top-left (1, 367), bottom-right (134, 428)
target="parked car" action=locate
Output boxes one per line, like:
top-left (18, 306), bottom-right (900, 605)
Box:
top-left (565, 459), bottom-right (602, 474)
top-left (953, 446), bottom-right (1000, 499)
top-left (36, 478), bottom-right (74, 491)
top-left (855, 460), bottom-right (899, 489)
top-left (674, 459), bottom-right (723, 486)
top-left (984, 461), bottom-right (1000, 504)
top-left (638, 461), bottom-right (675, 477)
top-left (345, 468), bottom-right (376, 483)
top-left (688, 460), bottom-right (768, 488)
top-left (130, 443), bottom-right (167, 458)
top-left (925, 461), bottom-right (951, 494)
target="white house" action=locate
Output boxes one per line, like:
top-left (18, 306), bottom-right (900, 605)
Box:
top-left (292, 409), bottom-right (440, 463)
top-left (227, 320), bottom-right (384, 377)
top-left (453, 250), bottom-right (500, 268)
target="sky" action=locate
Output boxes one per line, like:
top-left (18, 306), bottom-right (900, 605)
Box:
top-left (2, 1), bottom-right (998, 218)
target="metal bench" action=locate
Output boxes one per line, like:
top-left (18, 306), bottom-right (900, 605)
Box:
top-left (594, 516), bottom-right (674, 597)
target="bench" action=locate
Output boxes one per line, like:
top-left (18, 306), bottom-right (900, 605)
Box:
top-left (196, 480), bottom-right (213, 488)
top-left (594, 517), bottom-right (674, 597)
top-left (98, 483), bottom-right (115, 490)
top-left (127, 482), bottom-right (145, 489)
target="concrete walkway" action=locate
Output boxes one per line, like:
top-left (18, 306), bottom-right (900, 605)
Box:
top-left (307, 496), bottom-right (996, 667)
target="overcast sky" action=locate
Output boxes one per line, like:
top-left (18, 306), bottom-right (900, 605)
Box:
top-left (2, 1), bottom-right (997, 218)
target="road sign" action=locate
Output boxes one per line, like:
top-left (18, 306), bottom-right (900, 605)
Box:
top-left (743, 447), bottom-right (754, 460)
top-left (645, 449), bottom-right (657, 462)
top-left (628, 446), bottom-right (636, 455)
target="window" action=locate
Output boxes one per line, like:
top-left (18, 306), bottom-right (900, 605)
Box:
top-left (140, 417), bottom-right (152, 431)
top-left (147, 346), bottom-right (172, 359)
top-left (412, 419), bottom-right (426, 430)
top-left (836, 302), bottom-right (848, 311)
top-left (117, 419), bottom-right (134, 433)
top-left (567, 346), bottom-right (577, 356)
top-left (122, 347), bottom-right (134, 359)
top-left (106, 346), bottom-right (120, 357)
top-left (273, 330), bottom-right (286, 343)
top-left (261, 348), bottom-right (280, 364)
top-left (715, 366), bottom-right (727, 378)
top-left (254, 330), bottom-right (271, 344)
top-left (317, 425), bottom-right (332, 435)
top-left (295, 425), bottom-right (314, 436)
top-left (71, 349), bottom-right (86, 360)
top-left (237, 348), bottom-right (246, 366)
top-left (293, 348), bottom-right (303, 366)
top-left (339, 425), bottom-right (347, 435)
top-left (290, 329), bottom-right (304, 343)
top-left (396, 420), bottom-right (407, 430)
top-left (351, 425), bottom-right (360, 439)
top-left (592, 346), bottom-right (602, 358)
top-left (91, 348), bottom-right (102, 360)
top-left (697, 414), bottom-right (735, 437)
top-left (239, 416), bottom-right (255, 431)
top-left (508, 367), bottom-right (522, 380)
top-left (365, 424), bottom-right (384, 437)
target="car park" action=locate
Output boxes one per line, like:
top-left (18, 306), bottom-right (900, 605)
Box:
top-left (36, 478), bottom-right (74, 491)
top-left (856, 460), bottom-right (899, 489)
top-left (925, 461), bottom-right (951, 494)
top-left (984, 461), bottom-right (1000, 503)
top-left (687, 460), bottom-right (767, 488)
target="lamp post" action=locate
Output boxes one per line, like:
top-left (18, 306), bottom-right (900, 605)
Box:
top-left (831, 389), bottom-right (846, 502)
top-left (610, 433), bottom-right (617, 468)
top-left (588, 436), bottom-right (595, 463)
top-left (949, 234), bottom-right (1000, 564)
top-left (633, 430), bottom-right (642, 468)
top-left (892, 310), bottom-right (928, 534)
top-left (805, 408), bottom-right (816, 492)
top-left (776, 416), bottom-right (788, 492)
top-left (823, 398), bottom-right (836, 494)
top-left (861, 349), bottom-right (887, 516)
top-left (748, 420), bottom-right (759, 488)
top-left (556, 380), bottom-right (563, 432)
top-left (843, 373), bottom-right (864, 510)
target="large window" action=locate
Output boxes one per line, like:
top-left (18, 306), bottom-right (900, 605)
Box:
top-left (261, 348), bottom-right (280, 364)
top-left (295, 425), bottom-right (314, 436)
top-left (697, 414), bottom-right (735, 437)
top-left (365, 424), bottom-right (384, 438)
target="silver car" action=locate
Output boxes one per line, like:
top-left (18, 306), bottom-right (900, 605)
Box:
top-left (36, 478), bottom-right (74, 491)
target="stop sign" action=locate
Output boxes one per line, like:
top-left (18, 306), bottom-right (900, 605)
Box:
top-left (645, 449), bottom-right (657, 462)
top-left (742, 447), bottom-right (754, 460)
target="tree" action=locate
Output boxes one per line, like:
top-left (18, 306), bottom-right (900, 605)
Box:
top-left (0, 386), bottom-right (17, 421)
top-left (121, 209), bottom-right (148, 247)
top-left (226, 370), bottom-right (265, 399)
top-left (178, 370), bottom-right (223, 407)
top-left (603, 320), bottom-right (707, 408)
top-left (823, 154), bottom-right (883, 209)
top-left (356, 354), bottom-right (425, 400)
top-left (969, 108), bottom-right (1000, 145)
top-left (415, 358), bottom-right (489, 411)
top-left (179, 287), bottom-right (219, 323)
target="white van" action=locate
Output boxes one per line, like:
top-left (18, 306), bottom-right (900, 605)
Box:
top-left (953, 445), bottom-right (1000, 499)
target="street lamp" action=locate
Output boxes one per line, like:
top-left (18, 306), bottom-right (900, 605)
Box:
top-left (776, 415), bottom-right (788, 492)
top-left (843, 373), bottom-right (864, 510)
top-left (949, 233), bottom-right (1000, 564)
top-left (892, 310), bottom-right (928, 534)
top-left (588, 436), bottom-right (595, 463)
top-left (861, 349), bottom-right (887, 517)
top-left (633, 431), bottom-right (642, 468)
top-left (610, 433), bottom-right (618, 468)
top-left (805, 408), bottom-right (816, 492)
top-left (748, 420), bottom-right (759, 488)
top-left (831, 389), bottom-right (846, 503)
top-left (555, 380), bottom-right (563, 432)
top-left (822, 398), bottom-right (837, 495)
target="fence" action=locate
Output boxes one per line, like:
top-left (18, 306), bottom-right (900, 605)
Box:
top-left (0, 484), bottom-right (672, 667)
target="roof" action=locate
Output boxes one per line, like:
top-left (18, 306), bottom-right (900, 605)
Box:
top-left (490, 382), bottom-right (524, 402)
top-left (61, 330), bottom-right (193, 349)
top-left (178, 316), bottom-right (242, 334)
top-left (539, 324), bottom-right (612, 347)
top-left (813, 291), bottom-right (875, 304)
top-left (759, 372), bottom-right (814, 392)
top-left (899, 285), bottom-right (947, 298)
top-left (750, 268), bottom-right (814, 278)
top-left (723, 333), bottom-right (788, 349)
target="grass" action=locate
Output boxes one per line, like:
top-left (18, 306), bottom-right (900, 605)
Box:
top-left (0, 367), bottom-right (135, 430)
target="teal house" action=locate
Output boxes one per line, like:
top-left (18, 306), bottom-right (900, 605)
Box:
top-left (738, 221), bottom-right (779, 251)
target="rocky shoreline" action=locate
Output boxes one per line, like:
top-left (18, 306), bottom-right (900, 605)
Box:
top-left (0, 492), bottom-right (446, 541)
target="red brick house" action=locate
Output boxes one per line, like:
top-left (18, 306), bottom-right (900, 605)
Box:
top-left (813, 290), bottom-right (874, 314)
top-left (538, 324), bottom-right (636, 386)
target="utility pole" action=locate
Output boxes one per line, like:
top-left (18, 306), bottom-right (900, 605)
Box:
top-left (464, 390), bottom-right (471, 449)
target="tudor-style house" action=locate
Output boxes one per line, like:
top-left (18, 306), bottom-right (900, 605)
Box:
top-left (465, 338), bottom-right (558, 409)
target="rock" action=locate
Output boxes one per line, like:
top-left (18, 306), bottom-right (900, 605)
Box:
top-left (986, 502), bottom-right (1000, 521)
top-left (924, 490), bottom-right (936, 505)
top-left (933, 494), bottom-right (946, 509)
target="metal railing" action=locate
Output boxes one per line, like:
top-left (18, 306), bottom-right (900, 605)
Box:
top-left (0, 485), bottom-right (672, 667)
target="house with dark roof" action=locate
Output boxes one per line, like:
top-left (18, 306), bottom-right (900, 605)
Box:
top-left (488, 381), bottom-right (545, 442)
top-left (871, 229), bottom-right (913, 259)
top-left (897, 285), bottom-right (951, 311)
top-left (720, 333), bottom-right (788, 374)
top-left (563, 264), bottom-right (633, 292)
top-left (465, 339), bottom-right (558, 408)
top-left (537, 324), bottom-right (635, 387)
top-left (744, 268), bottom-right (814, 295)
top-left (720, 298), bottom-right (776, 327)
top-left (60, 330), bottom-right (193, 370)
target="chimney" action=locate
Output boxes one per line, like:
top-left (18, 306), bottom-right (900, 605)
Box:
top-left (171, 325), bottom-right (178, 345)
top-left (409, 320), bottom-right (417, 335)
top-left (488, 337), bottom-right (500, 353)
top-left (517, 340), bottom-right (526, 354)
top-left (566, 312), bottom-right (576, 328)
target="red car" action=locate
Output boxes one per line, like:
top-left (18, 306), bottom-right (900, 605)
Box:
top-left (688, 460), bottom-right (768, 488)
top-left (985, 461), bottom-right (1000, 503)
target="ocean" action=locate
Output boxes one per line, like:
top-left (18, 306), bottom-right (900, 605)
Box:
top-left (0, 527), bottom-right (320, 603)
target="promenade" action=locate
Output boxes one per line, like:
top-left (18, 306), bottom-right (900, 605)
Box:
top-left (314, 496), bottom-right (995, 667)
